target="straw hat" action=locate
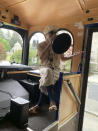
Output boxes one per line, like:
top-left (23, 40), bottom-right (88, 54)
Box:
top-left (43, 25), bottom-right (57, 34)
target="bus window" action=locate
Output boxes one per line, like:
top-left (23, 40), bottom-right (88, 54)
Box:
top-left (0, 28), bottom-right (23, 65)
top-left (57, 29), bottom-right (74, 72)
top-left (28, 32), bottom-right (45, 66)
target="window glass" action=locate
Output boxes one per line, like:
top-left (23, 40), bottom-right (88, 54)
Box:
top-left (57, 30), bottom-right (73, 72)
top-left (28, 32), bottom-right (45, 66)
top-left (0, 28), bottom-right (23, 65)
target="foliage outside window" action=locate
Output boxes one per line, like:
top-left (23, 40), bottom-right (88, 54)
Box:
top-left (28, 32), bottom-right (45, 66)
top-left (0, 28), bottom-right (23, 65)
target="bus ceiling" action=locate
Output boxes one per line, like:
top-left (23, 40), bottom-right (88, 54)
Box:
top-left (0, 0), bottom-right (98, 31)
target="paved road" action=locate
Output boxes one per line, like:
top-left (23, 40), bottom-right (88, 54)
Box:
top-left (88, 82), bottom-right (98, 101)
top-left (83, 75), bottom-right (98, 131)
top-left (83, 112), bottom-right (98, 131)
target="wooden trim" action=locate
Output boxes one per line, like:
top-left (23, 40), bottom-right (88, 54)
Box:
top-left (63, 74), bottom-right (81, 79)
top-left (7, 0), bottom-right (27, 8)
top-left (43, 121), bottom-right (58, 131)
top-left (27, 73), bottom-right (40, 77)
top-left (0, 7), bottom-right (28, 30)
top-left (59, 111), bottom-right (77, 125)
top-left (7, 71), bottom-right (28, 74)
top-left (75, 0), bottom-right (84, 12)
top-left (59, 74), bottom-right (81, 124)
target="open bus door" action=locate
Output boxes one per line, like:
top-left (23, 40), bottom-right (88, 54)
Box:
top-left (78, 23), bottom-right (98, 131)
top-left (58, 23), bottom-right (98, 131)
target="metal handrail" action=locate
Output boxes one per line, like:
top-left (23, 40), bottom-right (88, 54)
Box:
top-left (64, 79), bottom-right (81, 105)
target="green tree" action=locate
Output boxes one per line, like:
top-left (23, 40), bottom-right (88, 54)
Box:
top-left (61, 60), bottom-right (71, 72)
top-left (28, 48), bottom-right (40, 66)
top-left (32, 40), bottom-right (38, 49)
top-left (4, 30), bottom-right (12, 42)
top-left (0, 28), bottom-right (22, 49)
top-left (0, 29), bottom-right (5, 39)
top-left (0, 37), bottom-right (10, 51)
top-left (10, 50), bottom-right (22, 63)
top-left (9, 32), bottom-right (22, 48)
top-left (0, 42), bottom-right (6, 60)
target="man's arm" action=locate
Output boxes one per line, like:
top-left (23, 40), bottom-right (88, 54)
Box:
top-left (61, 51), bottom-right (84, 61)
top-left (37, 41), bottom-right (51, 59)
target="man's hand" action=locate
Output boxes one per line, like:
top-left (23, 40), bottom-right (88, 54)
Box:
top-left (61, 50), bottom-right (85, 61)
top-left (73, 50), bottom-right (85, 57)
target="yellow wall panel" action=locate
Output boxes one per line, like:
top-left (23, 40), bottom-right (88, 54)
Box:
top-left (59, 74), bottom-right (81, 125)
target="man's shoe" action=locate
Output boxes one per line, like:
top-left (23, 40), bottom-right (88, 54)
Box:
top-left (49, 101), bottom-right (57, 112)
top-left (29, 105), bottom-right (40, 114)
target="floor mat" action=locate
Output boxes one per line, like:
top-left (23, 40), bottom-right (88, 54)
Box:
top-left (0, 105), bottom-right (56, 131)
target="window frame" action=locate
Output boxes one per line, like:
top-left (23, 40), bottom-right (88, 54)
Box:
top-left (0, 23), bottom-right (27, 65)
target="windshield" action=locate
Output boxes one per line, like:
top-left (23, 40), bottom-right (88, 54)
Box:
top-left (0, 28), bottom-right (23, 65)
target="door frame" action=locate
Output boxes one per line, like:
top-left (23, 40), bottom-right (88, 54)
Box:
top-left (78, 23), bottom-right (98, 131)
